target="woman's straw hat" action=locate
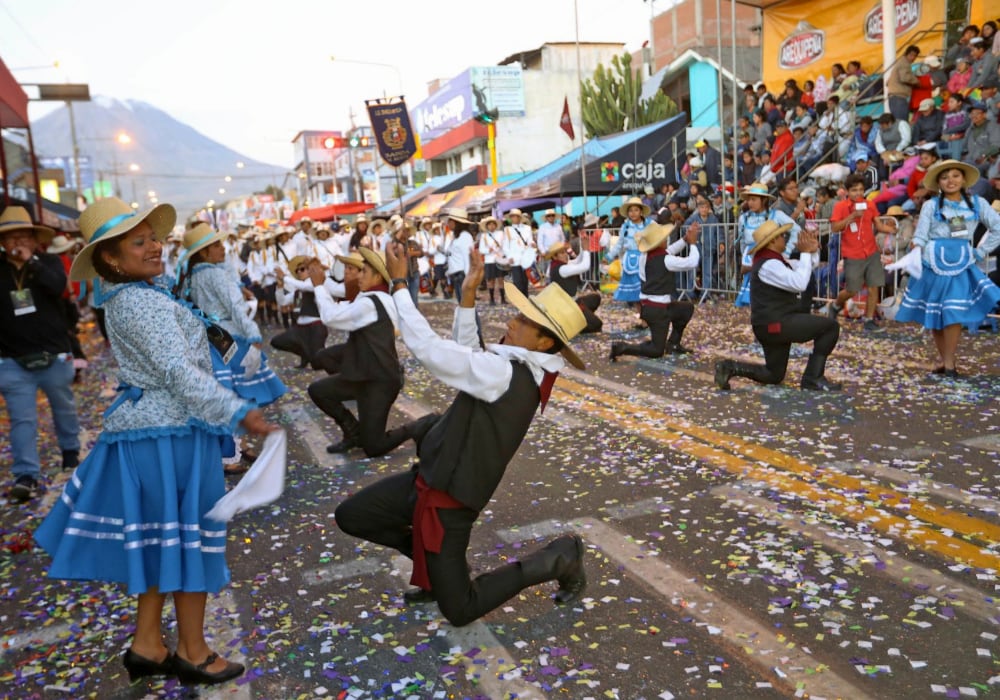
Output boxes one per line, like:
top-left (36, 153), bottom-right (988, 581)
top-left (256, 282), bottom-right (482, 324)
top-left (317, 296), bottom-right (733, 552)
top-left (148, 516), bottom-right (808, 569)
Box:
top-left (47, 234), bottom-right (78, 254)
top-left (622, 196), bottom-right (651, 217)
top-left (503, 281), bottom-right (586, 369)
top-left (70, 197), bottom-right (176, 281)
top-left (922, 159), bottom-right (979, 192)
top-left (740, 182), bottom-right (776, 200)
top-left (179, 222), bottom-right (226, 265)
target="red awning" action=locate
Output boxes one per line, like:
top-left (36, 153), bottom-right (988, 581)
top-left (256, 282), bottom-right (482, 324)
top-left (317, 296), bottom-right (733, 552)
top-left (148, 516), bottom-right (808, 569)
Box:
top-left (0, 57), bottom-right (29, 128)
top-left (288, 201), bottom-right (374, 223)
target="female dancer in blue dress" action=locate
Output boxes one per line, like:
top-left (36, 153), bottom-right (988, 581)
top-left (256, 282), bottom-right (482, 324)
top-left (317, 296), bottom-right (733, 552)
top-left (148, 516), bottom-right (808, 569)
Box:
top-left (890, 160), bottom-right (1000, 377)
top-left (607, 196), bottom-right (650, 305)
top-left (734, 182), bottom-right (800, 307)
top-left (35, 198), bottom-right (278, 686)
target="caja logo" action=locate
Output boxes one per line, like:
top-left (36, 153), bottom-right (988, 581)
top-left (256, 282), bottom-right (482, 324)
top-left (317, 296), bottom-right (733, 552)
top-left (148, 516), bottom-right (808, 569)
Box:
top-left (779, 21), bottom-right (825, 69)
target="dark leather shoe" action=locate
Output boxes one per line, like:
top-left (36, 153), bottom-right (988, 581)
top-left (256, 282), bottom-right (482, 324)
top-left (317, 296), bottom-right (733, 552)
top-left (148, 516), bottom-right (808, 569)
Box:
top-left (667, 343), bottom-right (692, 355)
top-left (122, 648), bottom-right (174, 682)
top-left (171, 652), bottom-right (245, 685)
top-left (554, 535), bottom-right (587, 605)
top-left (714, 360), bottom-right (734, 390)
top-left (800, 377), bottom-right (843, 391)
top-left (943, 368), bottom-right (961, 379)
top-left (402, 587), bottom-right (435, 604)
top-left (608, 343), bottom-right (623, 363)
top-left (326, 437), bottom-right (360, 454)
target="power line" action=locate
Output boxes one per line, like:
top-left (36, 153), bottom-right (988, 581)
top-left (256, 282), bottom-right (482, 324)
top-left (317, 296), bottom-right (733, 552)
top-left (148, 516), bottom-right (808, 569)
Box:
top-left (0, 1), bottom-right (50, 58)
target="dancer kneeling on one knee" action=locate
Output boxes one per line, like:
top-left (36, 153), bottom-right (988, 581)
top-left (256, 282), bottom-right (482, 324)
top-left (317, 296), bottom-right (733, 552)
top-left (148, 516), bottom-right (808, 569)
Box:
top-left (715, 220), bottom-right (842, 391)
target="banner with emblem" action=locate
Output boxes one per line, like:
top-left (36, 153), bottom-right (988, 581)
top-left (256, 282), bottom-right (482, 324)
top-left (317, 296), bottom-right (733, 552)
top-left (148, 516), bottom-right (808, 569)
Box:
top-left (365, 97), bottom-right (418, 168)
top-left (761, 0), bottom-right (946, 89)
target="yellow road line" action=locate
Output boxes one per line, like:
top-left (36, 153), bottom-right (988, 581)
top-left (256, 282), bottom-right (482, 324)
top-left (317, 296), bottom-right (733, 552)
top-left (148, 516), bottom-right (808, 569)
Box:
top-left (551, 380), bottom-right (1000, 571)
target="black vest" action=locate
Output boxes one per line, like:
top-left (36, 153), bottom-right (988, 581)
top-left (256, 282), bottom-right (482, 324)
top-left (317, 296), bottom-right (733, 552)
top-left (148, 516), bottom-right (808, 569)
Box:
top-left (642, 249), bottom-right (677, 298)
top-left (549, 259), bottom-right (578, 297)
top-left (340, 294), bottom-right (399, 382)
top-left (298, 290), bottom-right (319, 318)
top-left (417, 362), bottom-right (540, 511)
top-left (749, 255), bottom-right (800, 327)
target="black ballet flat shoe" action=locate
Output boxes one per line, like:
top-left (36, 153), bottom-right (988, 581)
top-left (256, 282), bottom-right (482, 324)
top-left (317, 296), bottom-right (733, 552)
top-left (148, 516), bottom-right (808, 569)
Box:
top-left (171, 652), bottom-right (245, 686)
top-left (122, 648), bottom-right (175, 682)
top-left (402, 587), bottom-right (435, 604)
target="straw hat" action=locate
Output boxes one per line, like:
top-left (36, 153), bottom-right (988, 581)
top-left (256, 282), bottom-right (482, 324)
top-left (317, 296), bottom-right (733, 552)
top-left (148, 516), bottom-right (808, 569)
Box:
top-left (180, 222), bottom-right (226, 263)
top-left (542, 241), bottom-right (570, 259)
top-left (622, 196), bottom-right (651, 217)
top-left (357, 246), bottom-right (391, 284)
top-left (355, 214), bottom-right (368, 224)
top-left (543, 208), bottom-right (557, 217)
top-left (637, 222), bottom-right (675, 253)
top-left (922, 159), bottom-right (980, 192)
top-left (503, 281), bottom-right (586, 369)
top-left (47, 234), bottom-right (78, 255)
top-left (70, 197), bottom-right (176, 281)
top-left (0, 206), bottom-right (55, 245)
top-left (369, 218), bottom-right (388, 232)
top-left (336, 251), bottom-right (365, 270)
top-left (749, 219), bottom-right (793, 255)
top-left (478, 216), bottom-right (500, 230)
top-left (507, 208), bottom-right (523, 218)
top-left (740, 182), bottom-right (776, 200)
top-left (582, 213), bottom-right (599, 228)
top-left (885, 205), bottom-right (910, 218)
top-left (447, 208), bottom-right (474, 224)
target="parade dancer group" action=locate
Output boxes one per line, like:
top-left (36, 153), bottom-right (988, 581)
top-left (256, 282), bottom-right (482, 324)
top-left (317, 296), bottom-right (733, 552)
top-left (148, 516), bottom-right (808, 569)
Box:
top-left (12, 157), bottom-right (1000, 687)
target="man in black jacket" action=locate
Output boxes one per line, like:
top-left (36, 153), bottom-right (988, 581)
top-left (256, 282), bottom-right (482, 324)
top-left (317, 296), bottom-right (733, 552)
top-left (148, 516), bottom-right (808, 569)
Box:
top-left (0, 206), bottom-right (81, 502)
top-left (335, 245), bottom-right (588, 627)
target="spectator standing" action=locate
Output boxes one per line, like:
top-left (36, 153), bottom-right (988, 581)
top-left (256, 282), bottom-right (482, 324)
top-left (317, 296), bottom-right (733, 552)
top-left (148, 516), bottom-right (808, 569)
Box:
top-left (695, 139), bottom-right (722, 186)
top-left (885, 45), bottom-right (921, 121)
top-left (536, 209), bottom-right (564, 258)
top-left (502, 209), bottom-right (536, 298)
top-left (0, 206), bottom-right (81, 503)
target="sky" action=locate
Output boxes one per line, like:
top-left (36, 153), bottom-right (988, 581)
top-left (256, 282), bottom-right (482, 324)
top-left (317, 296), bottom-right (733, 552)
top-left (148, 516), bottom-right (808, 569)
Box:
top-left (1, 0), bottom-right (658, 168)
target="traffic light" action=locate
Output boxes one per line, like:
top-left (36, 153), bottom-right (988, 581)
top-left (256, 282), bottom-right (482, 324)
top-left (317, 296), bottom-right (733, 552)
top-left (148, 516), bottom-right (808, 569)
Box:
top-left (474, 108), bottom-right (499, 124)
top-left (348, 134), bottom-right (371, 148)
top-left (322, 135), bottom-right (345, 149)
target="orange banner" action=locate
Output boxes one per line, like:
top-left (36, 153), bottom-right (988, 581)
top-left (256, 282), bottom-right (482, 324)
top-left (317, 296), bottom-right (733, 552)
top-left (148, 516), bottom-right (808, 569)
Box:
top-left (762, 0), bottom-right (947, 90)
top-left (968, 0), bottom-right (991, 26)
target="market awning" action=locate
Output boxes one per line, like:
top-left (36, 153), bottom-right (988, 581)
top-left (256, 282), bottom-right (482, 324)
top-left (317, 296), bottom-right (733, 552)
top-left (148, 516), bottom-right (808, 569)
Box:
top-left (406, 192), bottom-right (457, 218)
top-left (497, 113), bottom-right (687, 201)
top-left (437, 183), bottom-right (501, 214)
top-left (370, 167), bottom-right (482, 216)
top-left (0, 57), bottom-right (29, 128)
top-left (288, 201), bottom-right (372, 223)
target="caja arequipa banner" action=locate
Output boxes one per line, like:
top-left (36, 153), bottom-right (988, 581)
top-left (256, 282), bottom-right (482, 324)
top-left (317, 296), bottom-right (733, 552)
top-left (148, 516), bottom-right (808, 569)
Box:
top-left (762, 0), bottom-right (947, 90)
top-left (969, 0), bottom-right (991, 27)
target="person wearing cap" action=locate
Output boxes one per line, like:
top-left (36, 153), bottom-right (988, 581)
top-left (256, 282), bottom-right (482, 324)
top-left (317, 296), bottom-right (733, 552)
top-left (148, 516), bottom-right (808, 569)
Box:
top-left (609, 222), bottom-right (700, 362)
top-left (335, 243), bottom-right (588, 626)
top-left (967, 37), bottom-right (999, 90)
top-left (502, 208), bottom-right (536, 296)
top-left (536, 209), bottom-right (565, 265)
top-left (734, 183), bottom-right (801, 307)
top-left (607, 196), bottom-right (652, 306)
top-left (826, 173), bottom-right (899, 331)
top-left (0, 207), bottom-right (82, 502)
top-left (686, 156), bottom-right (709, 189)
top-left (446, 209), bottom-right (477, 303)
top-left (34, 197), bottom-right (277, 685)
top-left (961, 102), bottom-right (1000, 176)
top-left (478, 216), bottom-right (510, 305)
top-left (307, 247), bottom-right (426, 456)
top-left (695, 139), bottom-right (722, 186)
top-left (176, 223), bottom-right (287, 472)
top-left (543, 240), bottom-right (603, 333)
top-left (716, 222), bottom-right (841, 392)
top-left (912, 98), bottom-right (944, 145)
top-left (886, 44), bottom-right (921, 122)
top-left (887, 160), bottom-right (1000, 376)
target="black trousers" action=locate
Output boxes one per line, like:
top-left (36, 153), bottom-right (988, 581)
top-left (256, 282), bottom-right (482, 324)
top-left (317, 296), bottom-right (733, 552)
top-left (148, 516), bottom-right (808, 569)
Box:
top-left (510, 266), bottom-right (529, 296)
top-left (310, 343), bottom-right (345, 374)
top-left (618, 302), bottom-right (694, 358)
top-left (577, 293), bottom-right (603, 334)
top-left (751, 314), bottom-right (839, 383)
top-left (307, 374), bottom-right (408, 458)
top-left (449, 272), bottom-right (466, 304)
top-left (270, 322), bottom-right (327, 365)
top-left (335, 471), bottom-right (532, 627)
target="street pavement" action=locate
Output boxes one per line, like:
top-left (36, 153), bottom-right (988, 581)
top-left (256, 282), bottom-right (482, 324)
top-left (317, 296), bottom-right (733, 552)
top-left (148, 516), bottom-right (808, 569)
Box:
top-left (3, 294), bottom-right (1000, 699)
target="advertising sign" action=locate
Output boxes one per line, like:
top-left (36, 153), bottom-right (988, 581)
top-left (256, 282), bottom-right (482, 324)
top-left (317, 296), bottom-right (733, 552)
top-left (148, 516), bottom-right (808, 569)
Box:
top-left (411, 70), bottom-right (473, 141)
top-left (762, 0), bottom-right (944, 88)
top-left (470, 65), bottom-right (526, 116)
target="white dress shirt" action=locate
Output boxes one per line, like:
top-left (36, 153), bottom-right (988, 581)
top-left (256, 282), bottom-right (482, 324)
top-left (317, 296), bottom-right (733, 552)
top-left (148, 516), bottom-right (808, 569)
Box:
top-left (447, 231), bottom-right (474, 276)
top-left (757, 252), bottom-right (816, 292)
top-left (391, 289), bottom-right (564, 402)
top-left (556, 250), bottom-right (591, 279)
top-left (536, 222), bottom-right (565, 256)
top-left (313, 288), bottom-right (397, 331)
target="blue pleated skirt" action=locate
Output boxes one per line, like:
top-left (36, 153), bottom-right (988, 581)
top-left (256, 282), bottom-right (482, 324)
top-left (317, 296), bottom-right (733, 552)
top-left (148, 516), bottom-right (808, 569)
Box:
top-left (614, 249), bottom-right (643, 302)
top-left (34, 426), bottom-right (230, 594)
top-left (896, 240), bottom-right (1000, 330)
top-left (209, 337), bottom-right (286, 407)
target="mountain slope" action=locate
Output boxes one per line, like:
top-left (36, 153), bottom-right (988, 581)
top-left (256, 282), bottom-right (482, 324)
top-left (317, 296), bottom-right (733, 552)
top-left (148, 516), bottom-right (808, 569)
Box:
top-left (31, 97), bottom-right (286, 215)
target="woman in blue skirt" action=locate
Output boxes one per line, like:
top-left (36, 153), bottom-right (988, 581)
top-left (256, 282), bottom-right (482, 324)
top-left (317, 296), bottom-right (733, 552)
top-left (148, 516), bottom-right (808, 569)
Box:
top-left (177, 223), bottom-right (287, 471)
top-left (607, 197), bottom-right (650, 305)
top-left (891, 160), bottom-right (1000, 377)
top-left (34, 198), bottom-right (277, 686)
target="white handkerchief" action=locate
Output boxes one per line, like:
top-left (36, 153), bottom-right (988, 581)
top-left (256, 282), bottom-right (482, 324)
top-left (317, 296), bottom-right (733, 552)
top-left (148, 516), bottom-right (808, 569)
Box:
top-left (241, 345), bottom-right (262, 378)
top-left (884, 247), bottom-right (922, 279)
top-left (206, 429), bottom-right (287, 522)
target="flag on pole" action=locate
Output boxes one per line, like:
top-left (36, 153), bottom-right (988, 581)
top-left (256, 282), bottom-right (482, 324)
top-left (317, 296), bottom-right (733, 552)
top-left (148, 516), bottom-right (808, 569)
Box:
top-left (560, 96), bottom-right (575, 140)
